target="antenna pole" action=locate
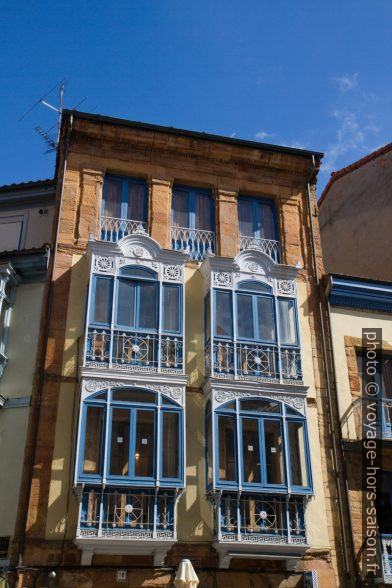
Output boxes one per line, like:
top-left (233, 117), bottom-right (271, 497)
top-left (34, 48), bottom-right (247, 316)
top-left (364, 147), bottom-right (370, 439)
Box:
top-left (57, 83), bottom-right (64, 143)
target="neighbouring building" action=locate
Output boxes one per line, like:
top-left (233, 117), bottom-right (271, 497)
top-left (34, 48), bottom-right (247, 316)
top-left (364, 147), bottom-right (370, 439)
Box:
top-left (318, 143), bottom-right (392, 282)
top-left (0, 179), bottom-right (55, 574)
top-left (10, 111), bottom-right (351, 587)
top-left (325, 274), bottom-right (392, 585)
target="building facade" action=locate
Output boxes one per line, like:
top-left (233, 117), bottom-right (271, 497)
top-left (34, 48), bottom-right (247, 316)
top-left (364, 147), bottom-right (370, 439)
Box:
top-left (11, 111), bottom-right (348, 587)
top-left (0, 179), bottom-right (55, 574)
top-left (325, 275), bottom-right (392, 585)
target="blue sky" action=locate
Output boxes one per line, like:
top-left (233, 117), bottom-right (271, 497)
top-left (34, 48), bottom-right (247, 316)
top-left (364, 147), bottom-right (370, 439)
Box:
top-left (1, 1), bottom-right (391, 196)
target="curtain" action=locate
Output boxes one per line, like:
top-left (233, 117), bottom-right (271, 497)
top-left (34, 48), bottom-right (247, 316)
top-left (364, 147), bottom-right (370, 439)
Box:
top-left (237, 294), bottom-right (254, 339)
top-left (103, 179), bottom-right (122, 218)
top-left (172, 190), bottom-right (188, 228)
top-left (195, 193), bottom-right (212, 231)
top-left (278, 299), bottom-right (296, 345)
top-left (127, 184), bottom-right (145, 221)
top-left (259, 202), bottom-right (276, 240)
top-left (134, 410), bottom-right (154, 477)
top-left (117, 280), bottom-right (135, 327)
top-left (93, 277), bottom-right (111, 324)
top-left (83, 406), bottom-right (104, 474)
top-left (257, 296), bottom-right (276, 341)
top-left (238, 200), bottom-right (253, 237)
top-left (215, 291), bottom-right (232, 337)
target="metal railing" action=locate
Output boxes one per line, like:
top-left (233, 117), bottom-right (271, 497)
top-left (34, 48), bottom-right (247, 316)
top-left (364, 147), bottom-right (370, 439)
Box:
top-left (238, 236), bottom-right (280, 263)
top-left (78, 487), bottom-right (175, 539)
top-left (381, 535), bottom-right (392, 584)
top-left (216, 493), bottom-right (306, 544)
top-left (100, 216), bottom-right (147, 242)
top-left (0, 351), bottom-right (7, 378)
top-left (171, 226), bottom-right (215, 261)
top-left (340, 397), bottom-right (392, 440)
top-left (86, 328), bottom-right (183, 373)
top-left (206, 338), bottom-right (302, 383)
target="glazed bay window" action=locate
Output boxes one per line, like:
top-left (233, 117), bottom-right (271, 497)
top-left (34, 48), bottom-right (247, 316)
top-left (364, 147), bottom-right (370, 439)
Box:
top-left (76, 388), bottom-right (183, 546)
top-left (100, 175), bottom-right (148, 241)
top-left (86, 266), bottom-right (183, 372)
top-left (206, 397), bottom-right (310, 550)
top-left (238, 196), bottom-right (280, 262)
top-left (171, 185), bottom-right (215, 261)
top-left (208, 280), bottom-right (302, 382)
top-left (0, 263), bottom-right (18, 378)
top-left (356, 352), bottom-right (392, 438)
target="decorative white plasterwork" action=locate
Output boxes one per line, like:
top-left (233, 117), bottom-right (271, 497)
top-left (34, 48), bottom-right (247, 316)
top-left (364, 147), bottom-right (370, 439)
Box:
top-left (83, 379), bottom-right (184, 406)
top-left (163, 264), bottom-right (183, 282)
top-left (93, 255), bottom-right (115, 274)
top-left (213, 389), bottom-right (305, 414)
top-left (277, 279), bottom-right (296, 296)
top-left (213, 271), bottom-right (232, 288)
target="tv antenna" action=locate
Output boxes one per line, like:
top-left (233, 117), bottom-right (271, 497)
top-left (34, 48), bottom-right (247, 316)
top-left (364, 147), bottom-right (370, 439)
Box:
top-left (18, 80), bottom-right (87, 153)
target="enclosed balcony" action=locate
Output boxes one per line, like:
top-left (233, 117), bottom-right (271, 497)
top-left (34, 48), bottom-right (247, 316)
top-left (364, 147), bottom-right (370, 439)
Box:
top-left (381, 534), bottom-right (392, 584)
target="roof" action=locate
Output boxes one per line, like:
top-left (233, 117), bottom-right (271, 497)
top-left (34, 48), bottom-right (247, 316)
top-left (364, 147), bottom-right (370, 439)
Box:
top-left (318, 142), bottom-right (392, 207)
top-left (63, 109), bottom-right (324, 160)
top-left (326, 273), bottom-right (392, 314)
top-left (0, 178), bottom-right (55, 192)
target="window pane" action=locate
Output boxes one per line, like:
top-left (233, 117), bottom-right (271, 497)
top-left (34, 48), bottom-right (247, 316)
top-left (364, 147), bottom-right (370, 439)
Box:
top-left (127, 183), bottom-right (146, 221)
top-left (288, 421), bottom-right (308, 487)
top-left (93, 278), bottom-right (111, 324)
top-left (162, 412), bottom-right (179, 478)
top-left (207, 413), bottom-right (213, 485)
top-left (112, 390), bottom-right (156, 403)
top-left (264, 420), bottom-right (284, 485)
top-left (205, 293), bottom-right (211, 342)
top-left (103, 179), bottom-right (122, 218)
top-left (117, 280), bottom-right (135, 327)
top-left (238, 199), bottom-right (254, 237)
top-left (218, 415), bottom-right (236, 481)
top-left (215, 291), bottom-right (232, 337)
top-left (172, 189), bottom-right (189, 228)
top-left (237, 294), bottom-right (254, 339)
top-left (195, 193), bottom-right (212, 231)
top-left (240, 399), bottom-right (281, 413)
top-left (134, 410), bottom-right (155, 477)
top-left (139, 283), bottom-right (157, 329)
top-left (382, 357), bottom-right (392, 399)
top-left (278, 299), bottom-right (297, 345)
top-left (83, 406), bottom-right (104, 474)
top-left (259, 202), bottom-right (276, 240)
top-left (256, 296), bottom-right (276, 341)
top-left (242, 418), bottom-right (261, 483)
top-left (109, 409), bottom-right (130, 476)
top-left (163, 285), bottom-right (180, 332)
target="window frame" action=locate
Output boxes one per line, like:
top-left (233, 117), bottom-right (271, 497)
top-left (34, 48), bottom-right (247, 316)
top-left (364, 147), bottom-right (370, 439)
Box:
top-left (237, 195), bottom-right (279, 241)
top-left (171, 184), bottom-right (214, 232)
top-left (89, 275), bottom-right (114, 328)
top-left (211, 397), bottom-right (312, 494)
top-left (78, 388), bottom-right (184, 487)
top-left (101, 175), bottom-right (148, 223)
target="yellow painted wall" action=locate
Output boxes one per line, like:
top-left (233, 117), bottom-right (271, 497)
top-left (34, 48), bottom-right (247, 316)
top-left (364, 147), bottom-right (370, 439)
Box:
top-left (0, 282), bottom-right (45, 538)
top-left (330, 307), bottom-right (392, 440)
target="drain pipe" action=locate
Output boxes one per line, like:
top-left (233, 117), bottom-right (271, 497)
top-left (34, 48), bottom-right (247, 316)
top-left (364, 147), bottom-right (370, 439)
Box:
top-left (305, 156), bottom-right (356, 588)
top-left (17, 114), bottom-right (74, 574)
top-left (324, 278), bottom-right (361, 583)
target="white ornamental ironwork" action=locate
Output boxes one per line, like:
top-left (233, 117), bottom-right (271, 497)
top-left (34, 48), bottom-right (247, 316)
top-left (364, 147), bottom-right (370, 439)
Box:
top-left (100, 217), bottom-right (147, 242)
top-left (171, 226), bottom-right (215, 261)
top-left (239, 236), bottom-right (280, 263)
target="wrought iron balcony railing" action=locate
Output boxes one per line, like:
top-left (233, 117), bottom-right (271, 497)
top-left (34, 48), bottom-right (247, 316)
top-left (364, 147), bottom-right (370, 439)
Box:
top-left (100, 216), bottom-right (148, 242)
top-left (77, 487), bottom-right (175, 540)
top-left (215, 493), bottom-right (306, 545)
top-left (382, 535), bottom-right (392, 584)
top-left (238, 236), bottom-right (281, 263)
top-left (86, 328), bottom-right (183, 373)
top-left (340, 397), bottom-right (392, 440)
top-left (206, 338), bottom-right (302, 383)
top-left (171, 226), bottom-right (215, 261)
top-left (0, 350), bottom-right (7, 379)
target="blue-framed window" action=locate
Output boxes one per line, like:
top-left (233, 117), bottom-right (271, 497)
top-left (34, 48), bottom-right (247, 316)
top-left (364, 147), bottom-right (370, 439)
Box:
top-left (238, 196), bottom-right (278, 242)
top-left (207, 397), bottom-right (312, 494)
top-left (356, 352), bottom-right (392, 436)
top-left (172, 185), bottom-right (214, 232)
top-left (102, 175), bottom-right (148, 223)
top-left (78, 388), bottom-right (183, 486)
top-left (89, 267), bottom-right (182, 336)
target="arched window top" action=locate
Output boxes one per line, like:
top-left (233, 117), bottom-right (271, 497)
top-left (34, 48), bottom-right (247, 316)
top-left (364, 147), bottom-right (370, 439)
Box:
top-left (216, 396), bottom-right (304, 418)
top-left (86, 390), bottom-right (108, 402)
top-left (237, 280), bottom-right (272, 294)
top-left (84, 387), bottom-right (182, 408)
top-left (119, 265), bottom-right (158, 280)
